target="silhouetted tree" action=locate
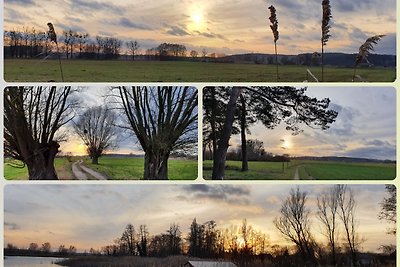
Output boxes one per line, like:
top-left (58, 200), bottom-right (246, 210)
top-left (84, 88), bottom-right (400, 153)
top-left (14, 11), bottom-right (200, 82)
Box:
top-left (120, 224), bottom-right (136, 255)
top-left (337, 185), bottom-right (361, 267)
top-left (274, 188), bottom-right (317, 265)
top-left (378, 184), bottom-right (396, 235)
top-left (167, 224), bottom-right (182, 255)
top-left (41, 242), bottom-right (51, 253)
top-left (137, 225), bottom-right (149, 256)
top-left (29, 243), bottom-right (39, 251)
top-left (126, 40), bottom-right (140, 60)
top-left (74, 106), bottom-right (118, 164)
top-left (317, 186), bottom-right (340, 266)
top-left (4, 86), bottom-right (79, 179)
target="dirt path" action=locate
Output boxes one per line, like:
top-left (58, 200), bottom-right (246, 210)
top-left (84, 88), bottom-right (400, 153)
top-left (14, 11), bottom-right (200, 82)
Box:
top-left (293, 167), bottom-right (300, 180)
top-left (293, 165), bottom-right (316, 180)
top-left (72, 160), bottom-right (89, 180)
top-left (71, 160), bottom-right (108, 180)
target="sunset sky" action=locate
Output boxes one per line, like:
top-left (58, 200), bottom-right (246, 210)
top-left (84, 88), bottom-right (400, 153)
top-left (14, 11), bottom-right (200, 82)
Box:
top-left (4, 184), bottom-right (395, 253)
top-left (4, 0), bottom-right (396, 55)
top-left (228, 86), bottom-right (396, 160)
top-left (57, 86), bottom-right (397, 160)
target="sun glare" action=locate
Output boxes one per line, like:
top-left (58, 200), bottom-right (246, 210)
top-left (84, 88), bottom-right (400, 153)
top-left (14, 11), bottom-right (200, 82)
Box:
top-left (280, 138), bottom-right (292, 150)
top-left (192, 12), bottom-right (203, 25)
top-left (188, 6), bottom-right (206, 31)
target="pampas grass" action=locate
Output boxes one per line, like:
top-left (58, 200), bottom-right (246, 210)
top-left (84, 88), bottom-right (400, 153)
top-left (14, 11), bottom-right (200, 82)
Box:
top-left (352, 35), bottom-right (385, 81)
top-left (321, 0), bottom-right (332, 82)
top-left (268, 5), bottom-right (279, 81)
top-left (47, 22), bottom-right (64, 82)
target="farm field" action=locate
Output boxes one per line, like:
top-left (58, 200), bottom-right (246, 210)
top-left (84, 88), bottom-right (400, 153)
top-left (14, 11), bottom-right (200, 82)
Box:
top-left (203, 160), bottom-right (396, 180)
top-left (4, 156), bottom-right (197, 180)
top-left (203, 160), bottom-right (296, 180)
top-left (4, 59), bottom-right (396, 82)
top-left (83, 157), bottom-right (198, 180)
top-left (295, 160), bottom-right (396, 180)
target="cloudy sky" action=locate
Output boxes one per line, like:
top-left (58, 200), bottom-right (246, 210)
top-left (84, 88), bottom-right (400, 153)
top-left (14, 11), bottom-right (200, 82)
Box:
top-left (4, 0), bottom-right (396, 55)
top-left (4, 184), bottom-right (395, 253)
top-left (229, 86), bottom-right (396, 160)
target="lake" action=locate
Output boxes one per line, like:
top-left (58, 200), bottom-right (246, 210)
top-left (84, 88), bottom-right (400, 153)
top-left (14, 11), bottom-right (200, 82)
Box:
top-left (4, 256), bottom-right (63, 267)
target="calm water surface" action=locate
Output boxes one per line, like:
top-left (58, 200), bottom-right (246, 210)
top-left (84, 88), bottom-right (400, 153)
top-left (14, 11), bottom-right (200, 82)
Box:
top-left (4, 256), bottom-right (63, 267)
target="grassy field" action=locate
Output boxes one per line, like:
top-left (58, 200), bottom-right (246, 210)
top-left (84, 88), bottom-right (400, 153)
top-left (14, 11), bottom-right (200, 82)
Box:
top-left (4, 59), bottom-right (396, 82)
top-left (296, 160), bottom-right (396, 180)
top-left (83, 157), bottom-right (198, 180)
top-left (203, 160), bottom-right (396, 180)
top-left (4, 158), bottom-right (73, 180)
top-left (4, 157), bottom-right (197, 180)
top-left (203, 160), bottom-right (295, 180)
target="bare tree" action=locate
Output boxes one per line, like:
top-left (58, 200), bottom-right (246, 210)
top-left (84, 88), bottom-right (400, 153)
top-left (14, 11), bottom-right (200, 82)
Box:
top-left (4, 86), bottom-right (78, 180)
top-left (167, 223), bottom-right (182, 255)
top-left (378, 184), bottom-right (396, 235)
top-left (337, 185), bottom-right (361, 267)
top-left (121, 224), bottom-right (136, 255)
top-left (274, 187), bottom-right (317, 265)
top-left (126, 40), bottom-right (140, 60)
top-left (317, 186), bottom-right (340, 266)
top-left (74, 106), bottom-right (118, 164)
top-left (111, 86), bottom-right (197, 180)
top-left (137, 225), bottom-right (149, 256)
top-left (190, 50), bottom-right (198, 59)
top-left (76, 32), bottom-right (89, 57)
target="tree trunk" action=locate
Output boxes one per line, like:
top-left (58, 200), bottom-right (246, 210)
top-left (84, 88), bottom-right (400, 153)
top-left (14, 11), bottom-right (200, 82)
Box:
top-left (210, 88), bottom-right (218, 161)
top-left (212, 87), bottom-right (242, 180)
top-left (26, 141), bottom-right (59, 180)
top-left (91, 155), bottom-right (99, 165)
top-left (240, 94), bottom-right (248, 172)
top-left (143, 151), bottom-right (169, 180)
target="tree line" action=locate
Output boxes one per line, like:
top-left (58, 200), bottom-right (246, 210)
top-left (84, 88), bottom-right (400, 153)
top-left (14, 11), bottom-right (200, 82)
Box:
top-left (5, 185), bottom-right (395, 266)
top-left (4, 86), bottom-right (198, 180)
top-left (5, 242), bottom-right (77, 257)
top-left (4, 27), bottom-right (202, 61)
top-left (204, 138), bottom-right (290, 163)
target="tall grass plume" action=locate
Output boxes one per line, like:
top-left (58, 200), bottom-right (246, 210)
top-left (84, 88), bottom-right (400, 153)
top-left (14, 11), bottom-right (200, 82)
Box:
top-left (321, 0), bottom-right (332, 82)
top-left (353, 35), bottom-right (385, 81)
top-left (268, 5), bottom-right (279, 81)
top-left (47, 22), bottom-right (64, 82)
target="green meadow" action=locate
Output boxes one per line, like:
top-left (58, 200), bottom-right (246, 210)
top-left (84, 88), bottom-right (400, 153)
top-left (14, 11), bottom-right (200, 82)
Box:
top-left (4, 158), bottom-right (73, 180)
top-left (203, 160), bottom-right (396, 180)
top-left (4, 157), bottom-right (197, 180)
top-left (295, 160), bottom-right (396, 180)
top-left (83, 157), bottom-right (198, 180)
top-left (4, 59), bottom-right (396, 82)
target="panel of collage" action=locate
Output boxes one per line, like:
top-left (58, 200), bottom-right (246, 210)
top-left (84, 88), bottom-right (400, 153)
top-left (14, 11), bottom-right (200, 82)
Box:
top-left (2, 0), bottom-right (398, 266)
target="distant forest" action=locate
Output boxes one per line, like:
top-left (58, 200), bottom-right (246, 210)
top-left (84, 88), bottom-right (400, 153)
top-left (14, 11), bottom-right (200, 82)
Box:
top-left (4, 27), bottom-right (395, 67)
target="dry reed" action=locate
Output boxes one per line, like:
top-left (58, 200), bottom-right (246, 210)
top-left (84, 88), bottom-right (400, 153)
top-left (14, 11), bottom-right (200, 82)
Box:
top-left (353, 35), bottom-right (385, 81)
top-left (268, 5), bottom-right (279, 81)
top-left (47, 22), bottom-right (64, 82)
top-left (321, 0), bottom-right (332, 82)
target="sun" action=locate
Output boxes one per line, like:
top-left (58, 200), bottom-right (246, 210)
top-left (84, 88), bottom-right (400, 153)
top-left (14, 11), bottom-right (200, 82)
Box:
top-left (280, 138), bottom-right (292, 150)
top-left (192, 12), bottom-right (203, 25)
top-left (188, 8), bottom-right (206, 31)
